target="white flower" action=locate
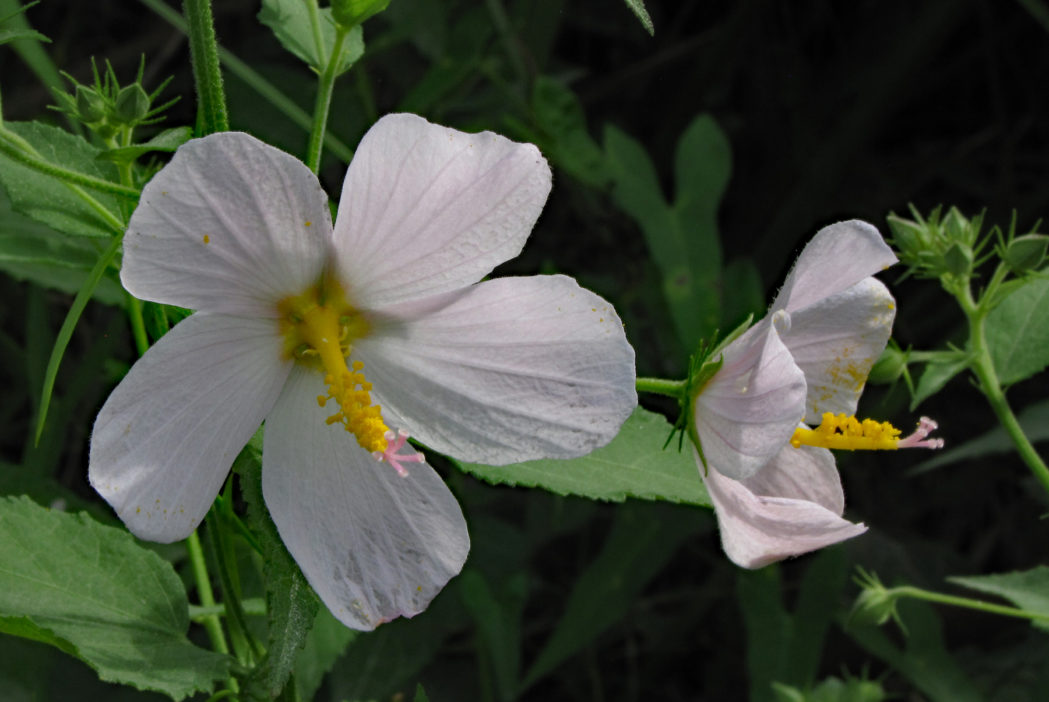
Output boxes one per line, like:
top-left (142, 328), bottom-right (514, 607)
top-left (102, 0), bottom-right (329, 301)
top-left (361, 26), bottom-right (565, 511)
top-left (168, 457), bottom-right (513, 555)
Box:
top-left (692, 220), bottom-right (939, 569)
top-left (89, 114), bottom-right (637, 629)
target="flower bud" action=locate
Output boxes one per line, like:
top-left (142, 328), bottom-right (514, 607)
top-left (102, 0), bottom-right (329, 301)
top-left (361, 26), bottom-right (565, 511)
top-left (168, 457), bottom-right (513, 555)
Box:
top-left (850, 577), bottom-right (901, 628)
top-left (942, 207), bottom-right (972, 244)
top-left (332, 0), bottom-right (390, 29)
top-left (943, 241), bottom-right (973, 277)
top-left (868, 343), bottom-right (907, 384)
top-left (75, 86), bottom-right (107, 123)
top-left (1003, 233), bottom-right (1049, 273)
top-left (115, 84), bottom-right (150, 125)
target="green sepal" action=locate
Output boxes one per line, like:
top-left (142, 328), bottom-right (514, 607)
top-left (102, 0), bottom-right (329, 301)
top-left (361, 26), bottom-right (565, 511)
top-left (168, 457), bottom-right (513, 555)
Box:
top-left (331, 0), bottom-right (390, 30)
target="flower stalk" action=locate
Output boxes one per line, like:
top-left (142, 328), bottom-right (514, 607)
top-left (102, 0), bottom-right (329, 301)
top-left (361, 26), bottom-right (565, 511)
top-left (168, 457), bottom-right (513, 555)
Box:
top-left (305, 24), bottom-right (351, 173)
top-left (182, 0), bottom-right (228, 134)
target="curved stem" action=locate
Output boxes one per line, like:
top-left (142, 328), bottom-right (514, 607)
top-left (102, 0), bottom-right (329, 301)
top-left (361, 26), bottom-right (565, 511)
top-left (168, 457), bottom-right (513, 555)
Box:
top-left (0, 133), bottom-right (140, 199)
top-left (636, 376), bottom-right (687, 400)
top-left (960, 273), bottom-right (1049, 497)
top-left (892, 585), bottom-right (1049, 623)
top-left (305, 26), bottom-right (350, 174)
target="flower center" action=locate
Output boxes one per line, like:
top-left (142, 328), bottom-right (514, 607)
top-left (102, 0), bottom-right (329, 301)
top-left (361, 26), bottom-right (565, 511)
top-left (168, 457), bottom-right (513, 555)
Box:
top-left (277, 278), bottom-right (424, 476)
top-left (791, 412), bottom-right (944, 451)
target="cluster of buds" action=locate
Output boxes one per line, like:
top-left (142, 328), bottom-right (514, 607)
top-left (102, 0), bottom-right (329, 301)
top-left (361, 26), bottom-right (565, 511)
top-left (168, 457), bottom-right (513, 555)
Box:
top-left (53, 57), bottom-right (177, 142)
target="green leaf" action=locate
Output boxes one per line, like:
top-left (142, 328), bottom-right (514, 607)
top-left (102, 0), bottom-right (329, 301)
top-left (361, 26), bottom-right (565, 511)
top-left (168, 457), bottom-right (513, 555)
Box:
top-left (414, 683), bottom-right (431, 702)
top-left (457, 407), bottom-right (711, 507)
top-left (238, 443), bottom-right (320, 699)
top-left (458, 570), bottom-right (526, 701)
top-left (0, 496), bottom-right (230, 699)
top-left (0, 26), bottom-right (47, 44)
top-left (258, 0), bottom-right (364, 76)
top-left (0, 122), bottom-right (123, 238)
top-left (520, 502), bottom-right (704, 690)
top-left (910, 356), bottom-right (969, 410)
top-left (98, 127), bottom-right (194, 165)
top-left (530, 77), bottom-right (609, 188)
top-left (986, 277), bottom-right (1049, 384)
top-left (909, 398), bottom-right (1049, 474)
top-left (294, 607), bottom-right (357, 701)
top-left (623, 0), bottom-right (654, 35)
top-left (949, 566), bottom-right (1049, 631)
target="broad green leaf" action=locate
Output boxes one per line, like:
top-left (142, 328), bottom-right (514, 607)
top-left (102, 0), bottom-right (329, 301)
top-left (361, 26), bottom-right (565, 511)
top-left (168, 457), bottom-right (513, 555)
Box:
top-left (458, 570), bottom-right (526, 701)
top-left (910, 356), bottom-right (969, 410)
top-left (0, 190), bottom-right (123, 304)
top-left (457, 407), bottom-right (711, 507)
top-left (909, 398), bottom-right (1049, 474)
top-left (258, 0), bottom-right (364, 76)
top-left (846, 600), bottom-right (980, 702)
top-left (531, 77), bottom-right (609, 188)
top-left (0, 122), bottom-right (123, 238)
top-left (414, 683), bottom-right (431, 702)
top-left (0, 496), bottom-right (229, 699)
top-left (986, 277), bottom-right (1049, 384)
top-left (98, 127), bottom-right (194, 165)
top-left (520, 503), bottom-right (704, 689)
top-left (949, 566), bottom-right (1049, 631)
top-left (294, 607), bottom-right (357, 701)
top-left (623, 0), bottom-right (654, 35)
top-left (238, 443), bottom-right (320, 699)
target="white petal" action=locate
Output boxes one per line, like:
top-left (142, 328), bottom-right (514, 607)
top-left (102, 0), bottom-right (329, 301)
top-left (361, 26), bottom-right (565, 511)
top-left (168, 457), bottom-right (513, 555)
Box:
top-left (694, 319), bottom-right (806, 480)
top-left (698, 448), bottom-right (867, 569)
top-left (332, 113), bottom-right (552, 308)
top-left (89, 313), bottom-right (290, 542)
top-left (771, 220), bottom-right (897, 315)
top-left (353, 275), bottom-right (637, 464)
top-left (781, 278), bottom-right (896, 422)
top-left (262, 367), bottom-right (470, 631)
top-left (122, 133), bottom-right (333, 317)
top-left (740, 444), bottom-right (844, 514)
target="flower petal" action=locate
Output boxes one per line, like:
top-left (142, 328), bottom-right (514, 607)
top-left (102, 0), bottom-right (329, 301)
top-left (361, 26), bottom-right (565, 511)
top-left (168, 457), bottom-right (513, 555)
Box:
top-left (694, 318), bottom-right (806, 480)
top-left (122, 133), bottom-right (333, 317)
top-left (89, 313), bottom-right (290, 542)
top-left (354, 275), bottom-right (636, 464)
top-left (780, 278), bottom-right (896, 422)
top-left (332, 113), bottom-right (552, 308)
top-left (740, 444), bottom-right (844, 514)
top-left (698, 448), bottom-right (867, 569)
top-left (771, 220), bottom-right (897, 315)
top-left (262, 367), bottom-right (469, 631)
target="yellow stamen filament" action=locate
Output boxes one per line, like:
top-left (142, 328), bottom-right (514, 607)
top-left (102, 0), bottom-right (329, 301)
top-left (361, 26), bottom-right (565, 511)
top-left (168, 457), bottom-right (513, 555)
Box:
top-left (791, 412), bottom-right (901, 451)
top-left (279, 281), bottom-right (389, 453)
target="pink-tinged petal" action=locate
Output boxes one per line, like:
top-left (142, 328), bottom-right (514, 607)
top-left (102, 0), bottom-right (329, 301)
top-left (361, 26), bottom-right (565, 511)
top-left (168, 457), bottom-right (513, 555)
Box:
top-left (89, 313), bottom-right (290, 542)
top-left (122, 133), bottom-right (333, 317)
top-left (780, 278), bottom-right (896, 423)
top-left (694, 317), bottom-right (806, 481)
top-left (332, 113), bottom-right (552, 308)
top-left (771, 220), bottom-right (897, 315)
top-left (740, 444), bottom-right (844, 514)
top-left (263, 367), bottom-right (469, 631)
top-left (698, 448), bottom-right (867, 569)
top-left (354, 275), bottom-right (636, 465)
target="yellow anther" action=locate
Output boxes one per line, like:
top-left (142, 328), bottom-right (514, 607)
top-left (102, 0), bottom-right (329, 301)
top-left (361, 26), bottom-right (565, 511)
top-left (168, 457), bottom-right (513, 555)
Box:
top-left (791, 412), bottom-right (902, 451)
top-left (277, 276), bottom-right (388, 453)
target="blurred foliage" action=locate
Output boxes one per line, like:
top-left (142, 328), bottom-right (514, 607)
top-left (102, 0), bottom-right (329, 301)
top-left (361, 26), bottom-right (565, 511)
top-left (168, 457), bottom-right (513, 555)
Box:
top-left (2, 0), bottom-right (1049, 700)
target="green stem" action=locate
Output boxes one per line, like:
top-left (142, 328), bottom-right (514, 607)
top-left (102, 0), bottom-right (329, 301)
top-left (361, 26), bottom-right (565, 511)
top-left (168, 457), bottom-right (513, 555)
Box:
top-left (305, 0), bottom-right (325, 65)
top-left (959, 271), bottom-right (1049, 497)
top-left (892, 585), bottom-right (1049, 623)
top-left (205, 511), bottom-right (260, 665)
top-left (0, 132), bottom-right (140, 199)
top-left (183, 0), bottom-right (229, 134)
top-left (190, 598), bottom-right (267, 621)
top-left (636, 376), bottom-right (687, 399)
top-left (305, 26), bottom-right (350, 173)
top-left (126, 295), bottom-right (150, 356)
top-left (186, 530), bottom-right (231, 657)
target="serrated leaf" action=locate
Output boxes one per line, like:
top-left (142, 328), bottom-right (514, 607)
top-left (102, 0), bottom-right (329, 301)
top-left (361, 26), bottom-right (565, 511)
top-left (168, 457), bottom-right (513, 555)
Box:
top-left (294, 607), bottom-right (357, 701)
top-left (949, 566), bottom-right (1049, 631)
top-left (0, 496), bottom-right (230, 699)
top-left (258, 0), bottom-right (364, 75)
top-left (623, 0), bottom-right (654, 35)
top-left (910, 357), bottom-right (969, 410)
top-left (986, 277), bottom-right (1049, 384)
top-left (521, 503), bottom-right (703, 689)
top-left (0, 122), bottom-right (123, 238)
top-left (98, 127), bottom-right (194, 165)
top-left (457, 407), bottom-right (711, 507)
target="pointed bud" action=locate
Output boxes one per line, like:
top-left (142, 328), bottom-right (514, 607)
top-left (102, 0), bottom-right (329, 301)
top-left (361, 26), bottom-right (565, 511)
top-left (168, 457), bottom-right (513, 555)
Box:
top-left (1003, 233), bottom-right (1049, 273)
top-left (868, 343), bottom-right (907, 384)
top-left (114, 84), bottom-right (150, 125)
top-left (943, 241), bottom-right (973, 277)
top-left (75, 86), bottom-right (106, 123)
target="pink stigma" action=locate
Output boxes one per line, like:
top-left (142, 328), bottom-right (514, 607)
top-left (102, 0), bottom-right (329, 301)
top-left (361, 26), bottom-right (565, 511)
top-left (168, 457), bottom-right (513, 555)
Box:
top-left (897, 416), bottom-right (945, 449)
top-left (373, 429), bottom-right (424, 477)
